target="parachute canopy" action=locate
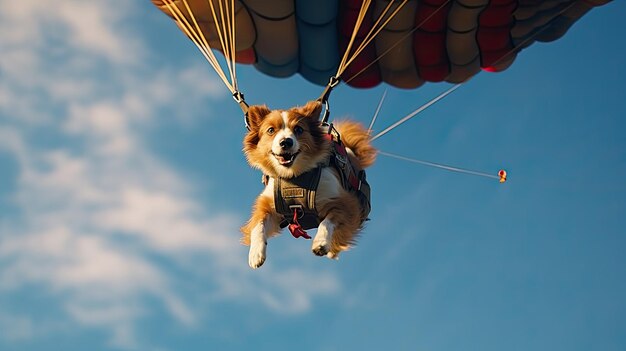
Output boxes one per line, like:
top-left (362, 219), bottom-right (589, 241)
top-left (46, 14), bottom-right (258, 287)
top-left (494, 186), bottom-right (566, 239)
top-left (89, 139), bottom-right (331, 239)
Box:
top-left (153, 0), bottom-right (610, 89)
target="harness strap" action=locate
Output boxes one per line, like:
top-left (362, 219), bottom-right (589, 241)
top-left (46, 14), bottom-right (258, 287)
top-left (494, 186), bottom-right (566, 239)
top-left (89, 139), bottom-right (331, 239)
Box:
top-left (317, 76), bottom-right (340, 105)
top-left (274, 166), bottom-right (323, 234)
top-left (324, 130), bottom-right (371, 221)
top-left (318, 76), bottom-right (340, 125)
top-left (272, 124), bottom-right (372, 237)
top-left (326, 134), bottom-right (361, 191)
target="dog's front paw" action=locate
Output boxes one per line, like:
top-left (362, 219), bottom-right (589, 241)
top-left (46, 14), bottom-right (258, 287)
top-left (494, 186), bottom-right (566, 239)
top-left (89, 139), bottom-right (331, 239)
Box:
top-left (248, 241), bottom-right (266, 269)
top-left (311, 237), bottom-right (330, 257)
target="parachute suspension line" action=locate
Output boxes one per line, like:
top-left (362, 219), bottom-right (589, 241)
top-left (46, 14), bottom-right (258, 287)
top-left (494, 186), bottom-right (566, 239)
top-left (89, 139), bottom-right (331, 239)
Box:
top-left (371, 83), bottom-right (461, 141)
top-left (338, 0), bottom-right (394, 75)
top-left (344, 0), bottom-right (453, 85)
top-left (205, 0), bottom-right (240, 92)
top-left (336, 0), bottom-right (410, 79)
top-left (362, 1), bottom-right (578, 143)
top-left (222, 0), bottom-right (236, 87)
top-left (369, 86), bottom-right (507, 183)
top-left (368, 89), bottom-right (387, 133)
top-left (378, 151), bottom-right (506, 182)
top-left (336, 0), bottom-right (371, 79)
top-left (346, 0), bottom-right (574, 85)
top-left (208, 0), bottom-right (237, 91)
top-left (163, 0), bottom-right (235, 94)
top-left (230, 0), bottom-right (237, 90)
top-left (343, 0), bottom-right (410, 75)
top-left (162, 0), bottom-right (242, 97)
top-left (323, 0), bottom-right (407, 124)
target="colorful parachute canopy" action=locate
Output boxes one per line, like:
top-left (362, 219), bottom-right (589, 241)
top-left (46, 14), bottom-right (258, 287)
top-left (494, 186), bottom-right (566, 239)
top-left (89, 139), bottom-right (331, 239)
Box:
top-left (153, 0), bottom-right (611, 89)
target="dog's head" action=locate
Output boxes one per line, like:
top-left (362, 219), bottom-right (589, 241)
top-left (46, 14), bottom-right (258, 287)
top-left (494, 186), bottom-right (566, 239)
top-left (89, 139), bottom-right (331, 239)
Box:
top-left (243, 100), bottom-right (331, 178)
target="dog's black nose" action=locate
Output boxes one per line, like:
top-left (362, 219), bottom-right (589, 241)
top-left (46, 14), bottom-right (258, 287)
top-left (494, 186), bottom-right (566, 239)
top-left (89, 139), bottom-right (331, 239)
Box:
top-left (279, 138), bottom-right (294, 149)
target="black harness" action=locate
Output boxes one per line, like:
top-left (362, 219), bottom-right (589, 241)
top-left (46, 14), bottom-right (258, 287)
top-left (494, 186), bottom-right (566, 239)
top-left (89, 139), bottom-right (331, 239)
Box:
top-left (273, 124), bottom-right (371, 232)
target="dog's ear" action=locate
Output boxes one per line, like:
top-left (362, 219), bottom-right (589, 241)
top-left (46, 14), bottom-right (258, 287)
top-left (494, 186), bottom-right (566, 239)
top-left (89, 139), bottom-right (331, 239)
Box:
top-left (297, 100), bottom-right (322, 119)
top-left (243, 105), bottom-right (271, 152)
top-left (246, 105), bottom-right (271, 130)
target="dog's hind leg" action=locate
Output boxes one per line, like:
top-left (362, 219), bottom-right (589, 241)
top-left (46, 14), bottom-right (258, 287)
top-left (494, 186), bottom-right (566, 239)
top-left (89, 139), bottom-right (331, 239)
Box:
top-left (314, 191), bottom-right (363, 259)
top-left (312, 217), bottom-right (334, 257)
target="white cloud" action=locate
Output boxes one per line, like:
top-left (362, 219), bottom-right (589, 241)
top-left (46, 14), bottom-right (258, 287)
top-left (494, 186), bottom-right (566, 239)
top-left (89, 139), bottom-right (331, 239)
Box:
top-left (0, 0), bottom-right (340, 349)
top-left (0, 0), bottom-right (139, 64)
top-left (0, 313), bottom-right (35, 341)
top-left (55, 1), bottom-right (140, 64)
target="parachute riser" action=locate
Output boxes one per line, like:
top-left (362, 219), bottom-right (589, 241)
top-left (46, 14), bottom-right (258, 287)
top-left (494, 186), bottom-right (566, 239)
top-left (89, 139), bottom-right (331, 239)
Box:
top-left (317, 76), bottom-right (341, 125)
top-left (233, 91), bottom-right (251, 130)
top-left (238, 74), bottom-right (339, 131)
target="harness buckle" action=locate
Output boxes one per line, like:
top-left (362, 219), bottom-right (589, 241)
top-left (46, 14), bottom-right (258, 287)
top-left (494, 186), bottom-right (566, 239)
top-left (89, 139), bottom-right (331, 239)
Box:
top-left (335, 153), bottom-right (348, 168)
top-left (328, 76), bottom-right (340, 89)
top-left (289, 205), bottom-right (305, 219)
top-left (232, 90), bottom-right (245, 104)
top-left (318, 77), bottom-right (341, 125)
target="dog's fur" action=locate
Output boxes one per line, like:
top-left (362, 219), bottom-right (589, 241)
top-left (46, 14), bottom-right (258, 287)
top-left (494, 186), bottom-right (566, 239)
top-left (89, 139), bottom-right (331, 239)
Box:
top-left (241, 100), bottom-right (376, 269)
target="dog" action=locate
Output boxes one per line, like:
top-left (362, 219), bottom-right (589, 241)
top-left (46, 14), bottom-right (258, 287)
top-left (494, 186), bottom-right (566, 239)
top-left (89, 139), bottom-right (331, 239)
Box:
top-left (240, 100), bottom-right (376, 269)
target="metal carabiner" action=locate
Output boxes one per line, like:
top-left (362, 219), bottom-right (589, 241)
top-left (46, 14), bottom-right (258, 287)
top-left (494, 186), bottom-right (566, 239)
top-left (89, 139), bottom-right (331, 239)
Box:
top-left (233, 91), bottom-right (251, 130)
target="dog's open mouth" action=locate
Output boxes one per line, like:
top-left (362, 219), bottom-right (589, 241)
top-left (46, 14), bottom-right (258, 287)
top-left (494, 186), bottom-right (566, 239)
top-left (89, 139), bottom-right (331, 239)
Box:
top-left (272, 151), bottom-right (300, 167)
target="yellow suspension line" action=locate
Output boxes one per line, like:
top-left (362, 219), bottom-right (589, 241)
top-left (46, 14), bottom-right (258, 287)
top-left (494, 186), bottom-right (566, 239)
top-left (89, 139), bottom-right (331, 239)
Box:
top-left (341, 0), bottom-right (410, 76)
top-left (180, 0), bottom-right (223, 73)
top-left (339, 0), bottom-right (395, 76)
top-left (229, 0), bottom-right (238, 91)
top-left (337, 0), bottom-right (371, 78)
top-left (207, 0), bottom-right (234, 85)
top-left (335, 0), bottom-right (410, 79)
top-left (216, 0), bottom-right (235, 87)
top-left (164, 0), bottom-right (235, 93)
top-left (344, 0), bottom-right (452, 84)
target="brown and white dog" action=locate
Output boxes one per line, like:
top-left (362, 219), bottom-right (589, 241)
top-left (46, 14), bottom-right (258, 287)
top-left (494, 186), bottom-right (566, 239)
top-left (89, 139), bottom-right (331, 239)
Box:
top-left (241, 100), bottom-right (376, 269)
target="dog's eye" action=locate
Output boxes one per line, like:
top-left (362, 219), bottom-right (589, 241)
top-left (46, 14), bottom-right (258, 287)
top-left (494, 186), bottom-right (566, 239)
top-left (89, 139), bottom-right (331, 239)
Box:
top-left (294, 126), bottom-right (304, 135)
top-left (267, 127), bottom-right (275, 135)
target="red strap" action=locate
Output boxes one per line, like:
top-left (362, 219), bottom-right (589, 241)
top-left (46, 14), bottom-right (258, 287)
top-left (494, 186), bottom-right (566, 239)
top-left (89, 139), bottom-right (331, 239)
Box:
top-left (288, 209), bottom-right (311, 239)
top-left (324, 133), bottom-right (361, 190)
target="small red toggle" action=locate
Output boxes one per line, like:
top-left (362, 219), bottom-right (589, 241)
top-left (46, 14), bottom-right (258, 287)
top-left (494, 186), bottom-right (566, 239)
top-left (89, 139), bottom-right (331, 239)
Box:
top-left (288, 209), bottom-right (311, 239)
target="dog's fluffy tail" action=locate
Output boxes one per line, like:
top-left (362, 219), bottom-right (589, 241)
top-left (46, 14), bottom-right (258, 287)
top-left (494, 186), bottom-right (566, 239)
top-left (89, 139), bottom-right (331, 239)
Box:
top-left (333, 120), bottom-right (377, 168)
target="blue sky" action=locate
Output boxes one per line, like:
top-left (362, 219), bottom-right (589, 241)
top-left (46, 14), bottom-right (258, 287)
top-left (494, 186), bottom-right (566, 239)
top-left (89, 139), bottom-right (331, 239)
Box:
top-left (0, 1), bottom-right (624, 350)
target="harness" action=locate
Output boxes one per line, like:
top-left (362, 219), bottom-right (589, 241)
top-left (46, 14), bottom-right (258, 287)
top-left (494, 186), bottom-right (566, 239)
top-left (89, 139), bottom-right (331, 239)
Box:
top-left (273, 124), bottom-right (371, 239)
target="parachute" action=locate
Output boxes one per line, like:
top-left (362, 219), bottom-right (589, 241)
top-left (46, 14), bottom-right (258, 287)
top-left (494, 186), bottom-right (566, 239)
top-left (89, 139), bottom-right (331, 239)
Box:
top-left (152, 0), bottom-right (610, 90)
top-left (151, 0), bottom-right (610, 182)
